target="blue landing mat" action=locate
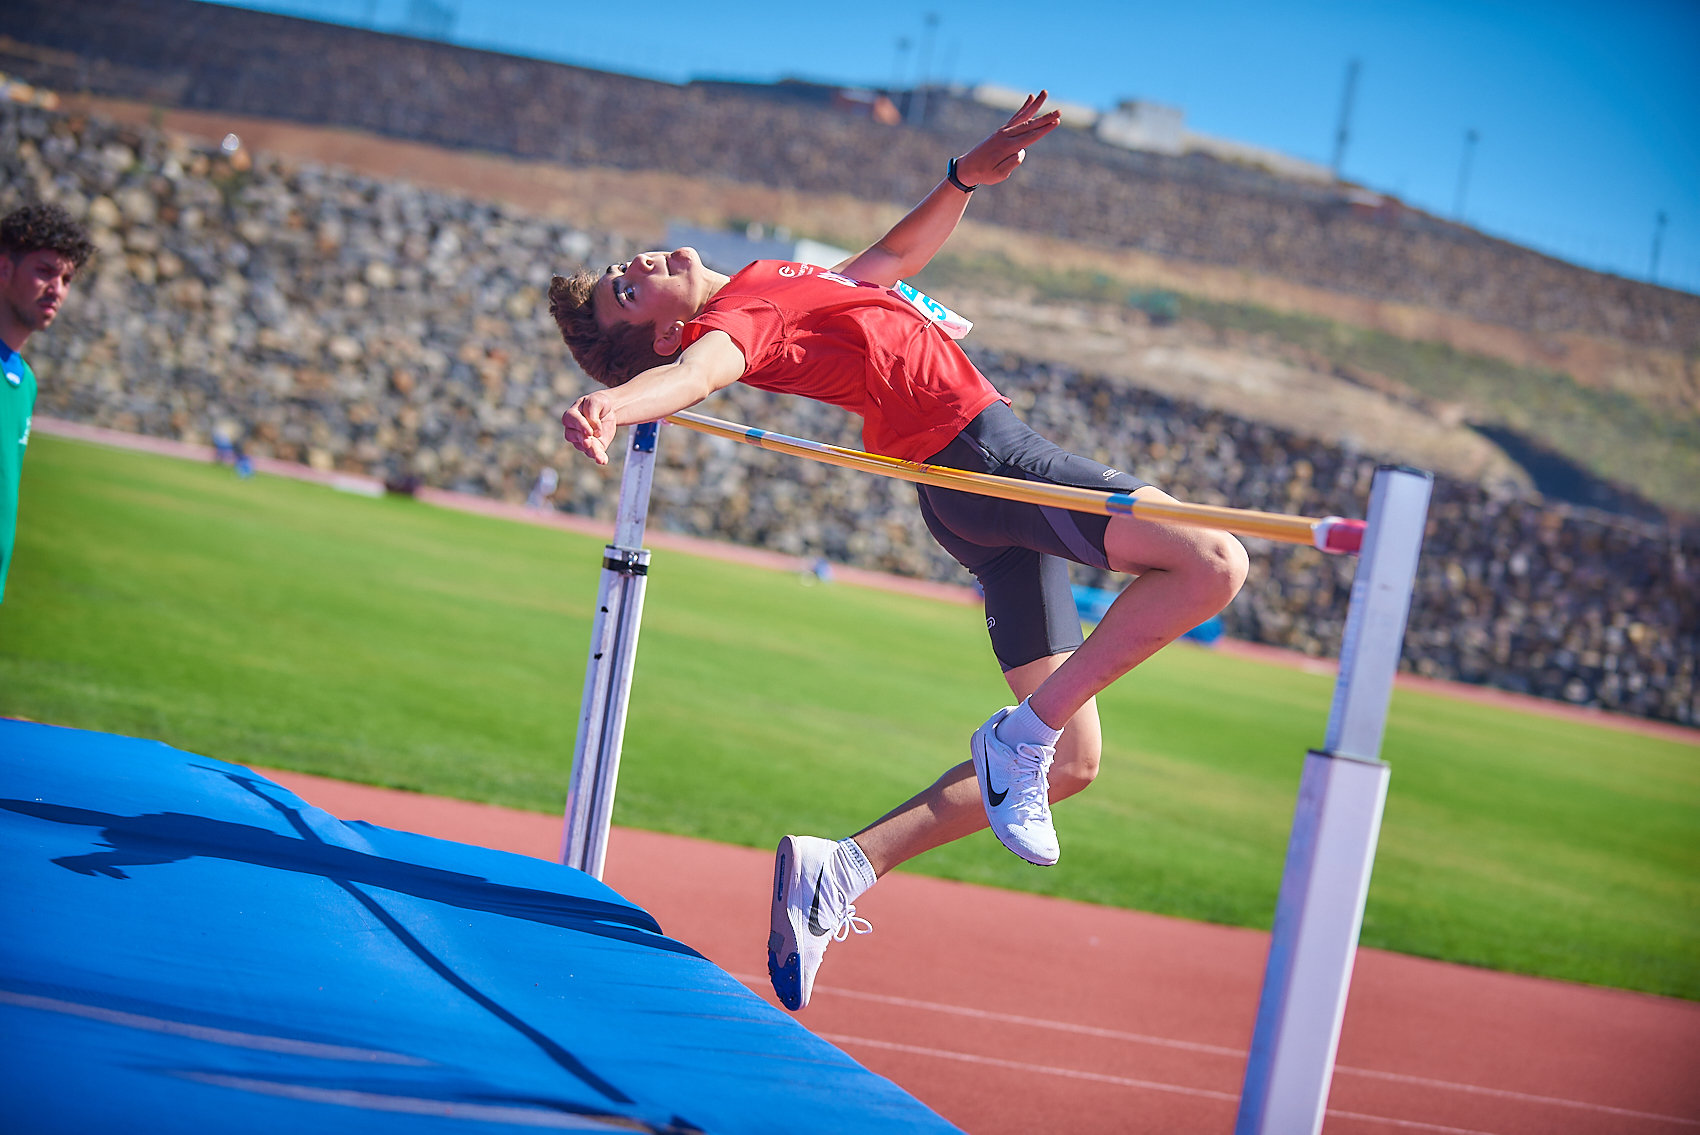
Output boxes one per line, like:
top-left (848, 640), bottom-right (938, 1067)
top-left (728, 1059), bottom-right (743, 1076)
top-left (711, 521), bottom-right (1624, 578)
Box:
top-left (0, 719), bottom-right (961, 1134)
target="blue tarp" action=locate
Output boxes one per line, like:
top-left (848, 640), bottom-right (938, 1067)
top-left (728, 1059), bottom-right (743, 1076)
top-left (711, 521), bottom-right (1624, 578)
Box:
top-left (1072, 584), bottom-right (1224, 643)
top-left (0, 719), bottom-right (961, 1134)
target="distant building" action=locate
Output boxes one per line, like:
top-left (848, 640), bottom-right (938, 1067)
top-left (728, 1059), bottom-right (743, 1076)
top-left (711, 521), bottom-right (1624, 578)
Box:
top-left (664, 223), bottom-right (849, 275)
top-left (1095, 99), bottom-right (1332, 183)
top-left (972, 86), bottom-right (1332, 184)
top-left (1095, 100), bottom-right (1186, 154)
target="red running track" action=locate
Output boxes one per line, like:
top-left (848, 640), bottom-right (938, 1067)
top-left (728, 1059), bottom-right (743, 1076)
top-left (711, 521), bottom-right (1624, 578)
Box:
top-left (266, 768), bottom-right (1700, 1135)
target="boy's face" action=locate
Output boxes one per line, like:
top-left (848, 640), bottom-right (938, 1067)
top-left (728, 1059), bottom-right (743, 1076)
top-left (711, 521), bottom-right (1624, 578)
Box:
top-left (0, 249), bottom-right (78, 335)
top-left (593, 248), bottom-right (711, 342)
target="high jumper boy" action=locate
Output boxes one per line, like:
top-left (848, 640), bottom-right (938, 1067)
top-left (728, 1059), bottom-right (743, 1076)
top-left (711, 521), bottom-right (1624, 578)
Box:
top-left (551, 94), bottom-right (1248, 1011)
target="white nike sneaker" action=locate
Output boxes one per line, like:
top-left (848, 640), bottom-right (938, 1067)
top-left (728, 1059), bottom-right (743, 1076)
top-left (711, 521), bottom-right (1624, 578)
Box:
top-left (768, 835), bottom-right (872, 1011)
top-left (971, 706), bottom-right (1060, 866)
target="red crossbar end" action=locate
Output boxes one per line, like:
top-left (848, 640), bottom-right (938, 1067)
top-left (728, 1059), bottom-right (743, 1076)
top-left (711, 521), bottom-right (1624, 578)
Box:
top-left (1313, 517), bottom-right (1366, 555)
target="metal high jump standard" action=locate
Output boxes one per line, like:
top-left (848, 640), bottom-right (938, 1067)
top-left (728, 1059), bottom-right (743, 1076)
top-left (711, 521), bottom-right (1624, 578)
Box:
top-left (560, 412), bottom-right (1433, 1135)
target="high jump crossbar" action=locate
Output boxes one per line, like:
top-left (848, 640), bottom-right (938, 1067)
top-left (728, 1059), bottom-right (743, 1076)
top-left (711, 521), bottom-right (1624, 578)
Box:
top-left (563, 416), bottom-right (1432, 1135)
top-left (665, 410), bottom-right (1367, 555)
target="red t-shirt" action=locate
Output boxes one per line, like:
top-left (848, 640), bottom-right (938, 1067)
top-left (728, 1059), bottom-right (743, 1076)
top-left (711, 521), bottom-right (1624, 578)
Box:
top-left (679, 261), bottom-right (1007, 461)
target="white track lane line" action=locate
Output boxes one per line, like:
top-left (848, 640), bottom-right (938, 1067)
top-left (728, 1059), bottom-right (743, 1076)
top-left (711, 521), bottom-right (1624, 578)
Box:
top-left (811, 1033), bottom-right (1237, 1104)
top-left (732, 976), bottom-right (1699, 1129)
top-left (815, 1033), bottom-right (1501, 1135)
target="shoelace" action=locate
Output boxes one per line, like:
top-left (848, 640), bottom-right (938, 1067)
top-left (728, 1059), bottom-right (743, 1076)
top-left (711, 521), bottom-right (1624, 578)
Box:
top-left (1007, 743), bottom-right (1055, 824)
top-left (832, 905), bottom-right (874, 943)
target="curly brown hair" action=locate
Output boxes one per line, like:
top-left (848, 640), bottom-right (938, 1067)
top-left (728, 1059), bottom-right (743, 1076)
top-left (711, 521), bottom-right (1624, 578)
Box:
top-left (548, 270), bottom-right (678, 387)
top-left (0, 202), bottom-right (95, 269)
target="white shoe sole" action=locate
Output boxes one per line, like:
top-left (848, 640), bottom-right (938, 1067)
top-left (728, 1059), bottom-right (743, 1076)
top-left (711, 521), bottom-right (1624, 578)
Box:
top-left (767, 834), bottom-right (834, 1011)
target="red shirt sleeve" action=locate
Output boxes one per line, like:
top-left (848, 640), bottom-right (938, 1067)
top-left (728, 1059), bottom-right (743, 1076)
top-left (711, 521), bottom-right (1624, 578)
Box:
top-left (682, 296), bottom-right (786, 373)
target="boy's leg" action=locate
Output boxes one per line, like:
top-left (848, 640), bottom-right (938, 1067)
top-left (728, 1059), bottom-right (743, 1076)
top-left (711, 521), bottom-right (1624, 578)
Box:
top-left (855, 485), bottom-right (1245, 875)
top-left (766, 674), bottom-right (1097, 1011)
top-left (766, 491), bottom-right (1241, 1007)
top-left (1026, 486), bottom-right (1248, 732)
top-left (849, 656), bottom-right (1101, 877)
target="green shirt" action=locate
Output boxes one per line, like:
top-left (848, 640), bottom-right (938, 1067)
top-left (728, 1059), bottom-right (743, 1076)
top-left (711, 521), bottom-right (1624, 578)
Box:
top-left (0, 339), bottom-right (37, 604)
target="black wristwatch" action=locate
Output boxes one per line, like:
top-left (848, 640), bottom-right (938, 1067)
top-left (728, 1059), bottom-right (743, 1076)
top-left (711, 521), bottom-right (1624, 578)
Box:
top-left (946, 156), bottom-right (978, 193)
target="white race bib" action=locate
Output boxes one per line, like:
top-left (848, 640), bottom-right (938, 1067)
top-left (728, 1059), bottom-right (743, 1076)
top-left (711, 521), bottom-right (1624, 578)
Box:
top-left (893, 281), bottom-right (972, 340)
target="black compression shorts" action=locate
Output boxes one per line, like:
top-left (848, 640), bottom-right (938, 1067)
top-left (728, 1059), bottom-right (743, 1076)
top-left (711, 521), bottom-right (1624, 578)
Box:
top-left (915, 402), bottom-right (1151, 671)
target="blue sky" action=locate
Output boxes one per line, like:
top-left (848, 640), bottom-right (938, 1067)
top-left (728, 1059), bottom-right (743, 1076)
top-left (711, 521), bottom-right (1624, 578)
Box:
top-left (212, 0), bottom-right (1699, 295)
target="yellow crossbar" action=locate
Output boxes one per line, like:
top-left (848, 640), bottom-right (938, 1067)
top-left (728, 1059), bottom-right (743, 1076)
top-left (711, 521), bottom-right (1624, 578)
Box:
top-left (664, 411), bottom-right (1364, 554)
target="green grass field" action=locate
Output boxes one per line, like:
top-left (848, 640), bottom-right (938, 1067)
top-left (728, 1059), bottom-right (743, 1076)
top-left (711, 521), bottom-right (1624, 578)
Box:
top-left (4, 435), bottom-right (1697, 999)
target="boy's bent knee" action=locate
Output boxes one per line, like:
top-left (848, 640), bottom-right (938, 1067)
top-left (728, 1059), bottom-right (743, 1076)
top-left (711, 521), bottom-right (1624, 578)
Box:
top-left (1208, 532), bottom-right (1250, 600)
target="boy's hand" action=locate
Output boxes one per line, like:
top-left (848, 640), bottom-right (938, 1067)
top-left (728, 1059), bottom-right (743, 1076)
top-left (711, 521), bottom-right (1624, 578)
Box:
top-left (562, 392), bottom-right (618, 466)
top-left (559, 334), bottom-right (746, 464)
top-left (953, 91), bottom-right (1062, 188)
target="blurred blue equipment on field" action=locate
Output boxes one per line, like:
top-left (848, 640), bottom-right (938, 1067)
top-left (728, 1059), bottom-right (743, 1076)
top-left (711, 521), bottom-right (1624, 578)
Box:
top-left (1072, 583), bottom-right (1223, 644)
top-left (211, 423), bottom-right (253, 479)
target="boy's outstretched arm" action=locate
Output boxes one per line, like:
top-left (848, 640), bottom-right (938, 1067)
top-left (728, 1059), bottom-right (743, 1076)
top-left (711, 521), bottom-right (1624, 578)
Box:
top-left (836, 91), bottom-right (1060, 289)
top-left (562, 330), bottom-right (746, 465)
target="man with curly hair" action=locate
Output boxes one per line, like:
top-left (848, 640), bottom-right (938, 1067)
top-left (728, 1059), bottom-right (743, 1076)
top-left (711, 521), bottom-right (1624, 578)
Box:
top-left (552, 95), bottom-right (1249, 1012)
top-left (1, 202), bottom-right (94, 603)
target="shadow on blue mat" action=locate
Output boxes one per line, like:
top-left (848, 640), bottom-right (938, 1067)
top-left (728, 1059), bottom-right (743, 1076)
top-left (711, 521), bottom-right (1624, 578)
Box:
top-left (5, 777), bottom-right (684, 946)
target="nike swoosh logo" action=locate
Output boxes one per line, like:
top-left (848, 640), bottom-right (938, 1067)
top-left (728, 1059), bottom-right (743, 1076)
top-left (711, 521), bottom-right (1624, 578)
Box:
top-left (983, 752), bottom-right (1009, 807)
top-left (806, 869), bottom-right (831, 936)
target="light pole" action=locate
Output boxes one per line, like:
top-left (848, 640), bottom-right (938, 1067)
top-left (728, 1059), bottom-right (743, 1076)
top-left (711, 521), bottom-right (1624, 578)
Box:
top-left (1330, 59), bottom-right (1360, 180)
top-left (1650, 211), bottom-right (1668, 283)
top-left (909, 14), bottom-right (939, 125)
top-left (1453, 129), bottom-right (1479, 221)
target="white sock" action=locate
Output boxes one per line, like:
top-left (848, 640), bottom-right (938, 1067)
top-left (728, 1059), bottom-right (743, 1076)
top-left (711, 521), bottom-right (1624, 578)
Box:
top-left (833, 837), bottom-right (878, 902)
top-left (995, 697), bottom-right (1063, 750)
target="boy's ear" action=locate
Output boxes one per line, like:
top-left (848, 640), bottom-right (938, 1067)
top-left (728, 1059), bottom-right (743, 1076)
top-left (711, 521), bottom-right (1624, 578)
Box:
top-left (653, 320), bottom-right (686, 356)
